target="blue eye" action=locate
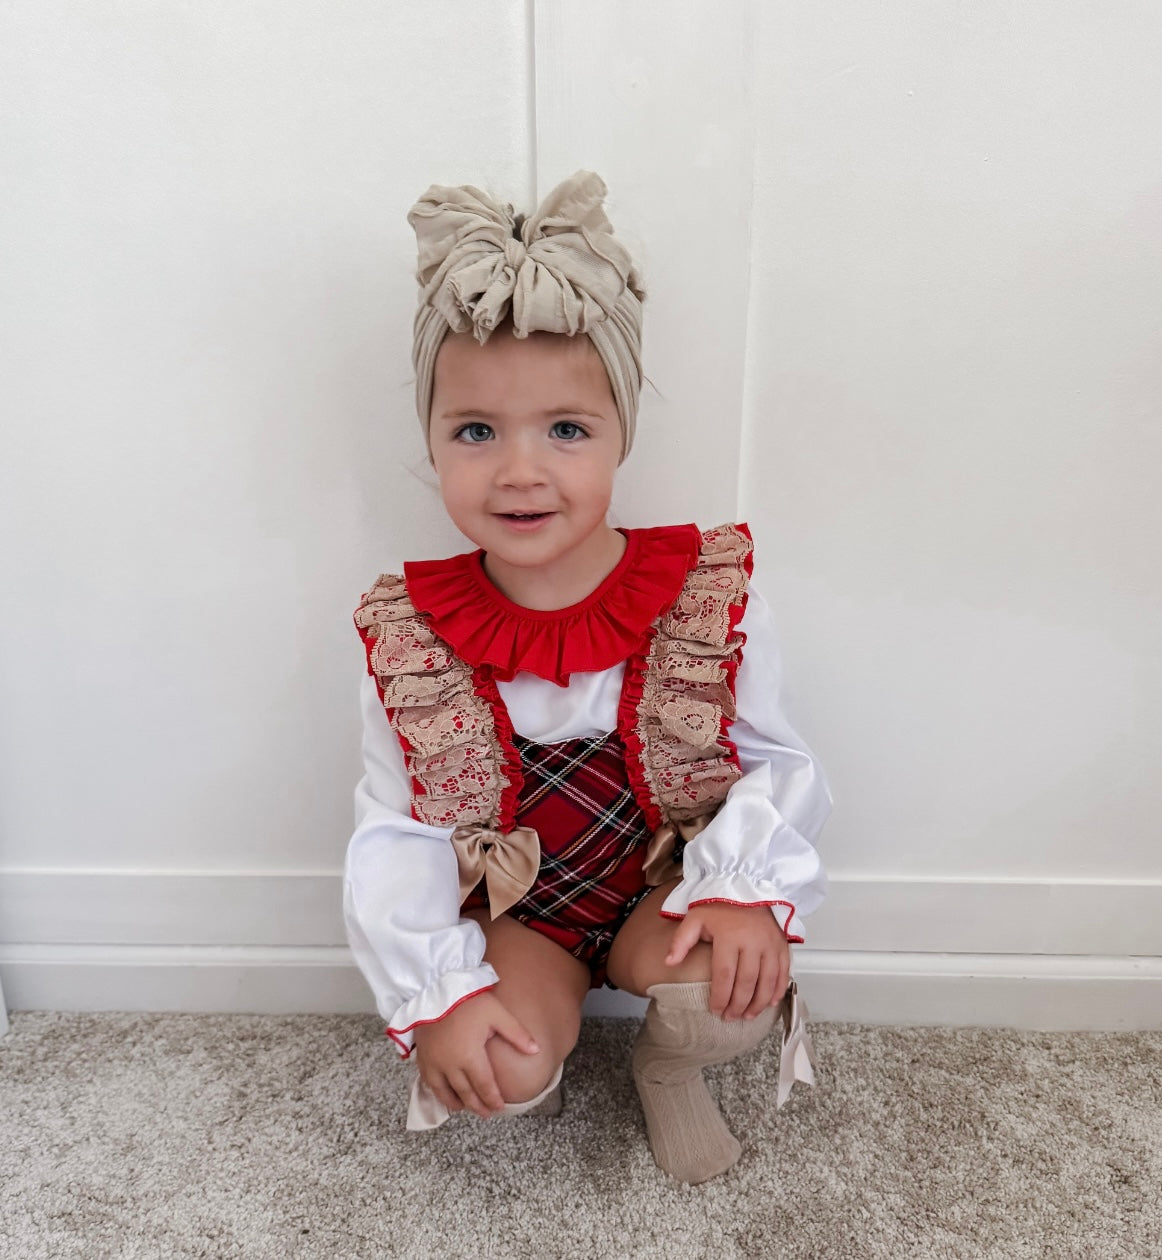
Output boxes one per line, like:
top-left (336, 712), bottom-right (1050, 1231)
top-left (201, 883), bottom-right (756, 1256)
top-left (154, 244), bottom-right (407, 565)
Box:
top-left (551, 420), bottom-right (587, 440)
top-left (455, 422), bottom-right (493, 443)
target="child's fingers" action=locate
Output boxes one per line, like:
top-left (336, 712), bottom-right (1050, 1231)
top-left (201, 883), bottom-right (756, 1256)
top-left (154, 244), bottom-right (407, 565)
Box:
top-left (664, 916), bottom-right (702, 967)
top-left (768, 952), bottom-right (791, 1008)
top-left (743, 953), bottom-right (778, 1020)
top-left (425, 1070), bottom-right (463, 1114)
top-left (724, 951), bottom-right (761, 1021)
top-left (448, 1066), bottom-right (495, 1119)
top-left (491, 1007), bottom-right (541, 1057)
top-left (709, 945), bottom-right (740, 1017)
top-left (464, 1049), bottom-right (508, 1114)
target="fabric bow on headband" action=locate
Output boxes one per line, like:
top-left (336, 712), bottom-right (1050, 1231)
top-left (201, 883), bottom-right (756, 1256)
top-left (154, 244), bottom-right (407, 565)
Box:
top-left (407, 169), bottom-right (645, 462)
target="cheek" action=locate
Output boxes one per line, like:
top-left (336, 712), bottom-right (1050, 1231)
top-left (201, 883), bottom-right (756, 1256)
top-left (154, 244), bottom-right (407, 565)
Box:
top-left (571, 461), bottom-right (617, 513)
top-left (432, 460), bottom-right (480, 519)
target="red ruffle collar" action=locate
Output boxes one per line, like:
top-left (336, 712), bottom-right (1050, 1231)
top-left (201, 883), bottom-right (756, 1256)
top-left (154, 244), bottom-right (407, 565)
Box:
top-left (403, 524), bottom-right (703, 686)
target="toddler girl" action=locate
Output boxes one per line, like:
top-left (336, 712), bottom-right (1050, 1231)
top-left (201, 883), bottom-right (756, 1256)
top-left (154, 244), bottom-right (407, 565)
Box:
top-left (344, 170), bottom-right (831, 1184)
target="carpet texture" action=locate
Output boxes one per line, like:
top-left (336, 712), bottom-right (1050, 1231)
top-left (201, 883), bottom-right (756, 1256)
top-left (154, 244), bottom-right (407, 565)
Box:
top-left (1, 1011), bottom-right (1159, 1259)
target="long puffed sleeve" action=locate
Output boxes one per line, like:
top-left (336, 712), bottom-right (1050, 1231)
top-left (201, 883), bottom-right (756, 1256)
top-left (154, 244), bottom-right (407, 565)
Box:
top-left (343, 671), bottom-right (500, 1057)
top-left (659, 585), bottom-right (832, 942)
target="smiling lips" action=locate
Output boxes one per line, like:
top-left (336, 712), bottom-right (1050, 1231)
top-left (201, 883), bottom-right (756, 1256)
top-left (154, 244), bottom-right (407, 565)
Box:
top-left (495, 510), bottom-right (555, 531)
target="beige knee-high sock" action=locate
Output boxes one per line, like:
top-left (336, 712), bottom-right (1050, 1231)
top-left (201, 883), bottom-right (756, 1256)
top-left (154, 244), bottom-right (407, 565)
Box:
top-left (632, 981), bottom-right (777, 1184)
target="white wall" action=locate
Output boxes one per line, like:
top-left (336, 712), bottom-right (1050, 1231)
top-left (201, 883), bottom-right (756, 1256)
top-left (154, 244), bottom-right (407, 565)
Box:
top-left (2, 1), bottom-right (1159, 1029)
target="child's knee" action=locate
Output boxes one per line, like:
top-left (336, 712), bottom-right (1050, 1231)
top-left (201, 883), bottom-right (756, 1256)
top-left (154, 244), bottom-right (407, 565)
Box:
top-left (631, 939), bottom-right (713, 994)
top-left (488, 1043), bottom-right (562, 1104)
top-left (487, 1007), bottom-right (581, 1103)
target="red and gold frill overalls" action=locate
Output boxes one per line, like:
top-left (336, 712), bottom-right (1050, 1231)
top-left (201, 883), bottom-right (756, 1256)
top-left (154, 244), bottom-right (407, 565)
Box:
top-left (353, 522), bottom-right (754, 986)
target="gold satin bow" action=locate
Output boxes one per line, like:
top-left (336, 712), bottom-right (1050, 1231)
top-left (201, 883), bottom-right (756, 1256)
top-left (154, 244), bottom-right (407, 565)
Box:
top-left (642, 816), bottom-right (712, 886)
top-left (450, 823), bottom-right (541, 919)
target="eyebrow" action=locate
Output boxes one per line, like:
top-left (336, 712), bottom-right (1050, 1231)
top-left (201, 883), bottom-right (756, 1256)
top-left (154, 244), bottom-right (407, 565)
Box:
top-left (440, 407), bottom-right (607, 421)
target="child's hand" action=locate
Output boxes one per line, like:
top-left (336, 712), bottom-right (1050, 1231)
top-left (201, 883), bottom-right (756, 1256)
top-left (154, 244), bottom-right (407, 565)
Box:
top-left (412, 991), bottom-right (540, 1119)
top-left (665, 903), bottom-right (791, 1021)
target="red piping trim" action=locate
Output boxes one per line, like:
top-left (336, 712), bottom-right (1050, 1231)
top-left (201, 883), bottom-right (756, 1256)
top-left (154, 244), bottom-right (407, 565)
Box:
top-left (471, 664), bottom-right (524, 832)
top-left (384, 981), bottom-right (500, 1057)
top-left (385, 1028), bottom-right (414, 1058)
top-left (616, 626), bottom-right (664, 832)
top-left (658, 897), bottom-right (804, 944)
top-left (714, 521), bottom-right (753, 774)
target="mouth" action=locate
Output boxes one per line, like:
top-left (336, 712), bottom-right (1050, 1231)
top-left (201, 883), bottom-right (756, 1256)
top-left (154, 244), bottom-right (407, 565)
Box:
top-left (494, 510), bottom-right (556, 530)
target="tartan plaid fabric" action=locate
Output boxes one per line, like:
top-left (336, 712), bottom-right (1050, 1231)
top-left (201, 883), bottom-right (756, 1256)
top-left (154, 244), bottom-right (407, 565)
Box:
top-left (462, 729), bottom-right (653, 985)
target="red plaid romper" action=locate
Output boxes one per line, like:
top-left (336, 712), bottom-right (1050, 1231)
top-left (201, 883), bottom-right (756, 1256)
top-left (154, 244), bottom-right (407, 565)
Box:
top-left (461, 729), bottom-right (655, 986)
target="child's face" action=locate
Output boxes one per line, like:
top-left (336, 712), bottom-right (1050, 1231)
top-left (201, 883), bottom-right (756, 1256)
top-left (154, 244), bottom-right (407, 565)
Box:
top-left (428, 327), bottom-right (623, 579)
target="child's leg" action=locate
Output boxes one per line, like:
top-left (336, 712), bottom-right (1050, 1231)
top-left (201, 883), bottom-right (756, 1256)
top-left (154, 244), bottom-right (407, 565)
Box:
top-left (605, 878), bottom-right (712, 993)
top-left (464, 908), bottom-right (591, 1105)
top-left (606, 879), bottom-right (780, 1184)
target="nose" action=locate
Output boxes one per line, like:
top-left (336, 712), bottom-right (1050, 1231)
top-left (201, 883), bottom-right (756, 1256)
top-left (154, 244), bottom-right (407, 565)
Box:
top-left (495, 434), bottom-right (548, 488)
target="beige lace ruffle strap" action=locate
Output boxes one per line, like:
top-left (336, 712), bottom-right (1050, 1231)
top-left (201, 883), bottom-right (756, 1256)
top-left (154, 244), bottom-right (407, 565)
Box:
top-left (775, 979), bottom-right (817, 1109)
top-left (407, 170), bottom-right (645, 462)
top-left (355, 575), bottom-right (539, 910)
top-left (624, 523), bottom-right (755, 878)
top-left (450, 822), bottom-right (541, 918)
top-left (354, 575), bottom-right (509, 832)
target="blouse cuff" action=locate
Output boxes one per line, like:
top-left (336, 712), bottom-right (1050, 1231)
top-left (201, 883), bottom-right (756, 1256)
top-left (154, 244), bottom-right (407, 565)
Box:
top-left (385, 963), bottom-right (501, 1059)
top-left (659, 873), bottom-right (805, 944)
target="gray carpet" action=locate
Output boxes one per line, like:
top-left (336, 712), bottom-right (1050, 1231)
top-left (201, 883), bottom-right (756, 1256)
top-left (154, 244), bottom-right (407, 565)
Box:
top-left (1, 1012), bottom-right (1159, 1260)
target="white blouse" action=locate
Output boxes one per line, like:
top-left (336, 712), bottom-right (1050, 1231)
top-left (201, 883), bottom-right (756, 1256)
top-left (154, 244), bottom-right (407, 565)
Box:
top-left (343, 583), bottom-right (832, 1057)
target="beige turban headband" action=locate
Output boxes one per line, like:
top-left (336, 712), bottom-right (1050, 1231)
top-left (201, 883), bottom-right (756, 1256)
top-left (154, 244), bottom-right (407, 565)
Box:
top-left (408, 170), bottom-right (645, 463)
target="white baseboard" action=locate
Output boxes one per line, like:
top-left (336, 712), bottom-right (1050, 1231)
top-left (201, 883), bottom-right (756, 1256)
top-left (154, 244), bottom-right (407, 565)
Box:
top-left (1, 944), bottom-right (1159, 1031)
top-left (1, 869), bottom-right (1160, 1031)
top-left (792, 950), bottom-right (1162, 1031)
